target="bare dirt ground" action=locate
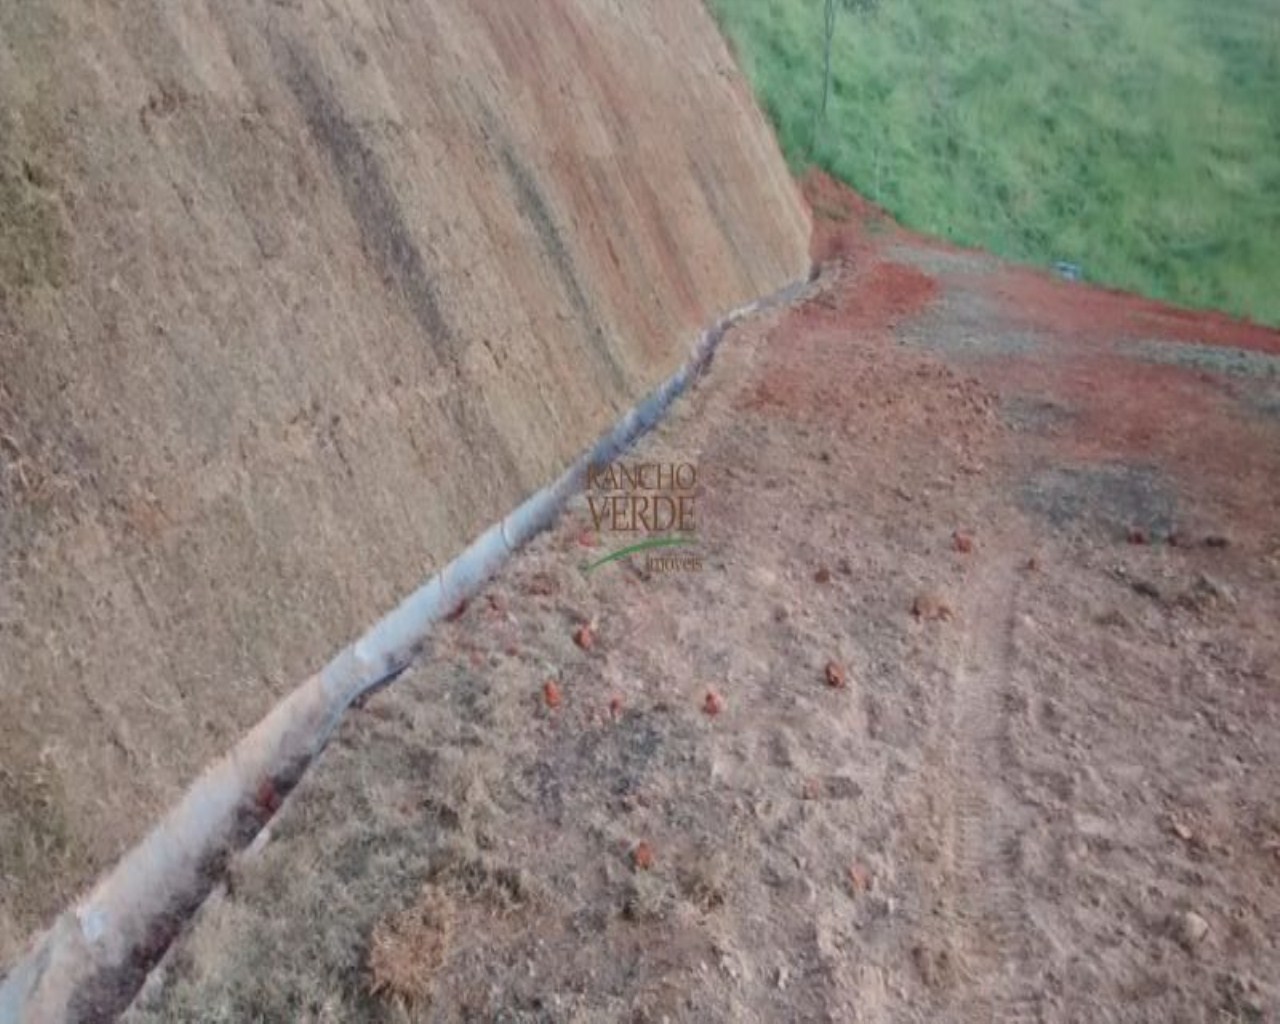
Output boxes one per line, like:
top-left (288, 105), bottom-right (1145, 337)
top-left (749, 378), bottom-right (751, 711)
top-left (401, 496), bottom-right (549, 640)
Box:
top-left (126, 176), bottom-right (1280, 1022)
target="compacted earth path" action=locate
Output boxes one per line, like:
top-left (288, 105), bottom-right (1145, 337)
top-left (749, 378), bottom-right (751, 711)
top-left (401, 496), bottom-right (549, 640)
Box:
top-left (127, 177), bottom-right (1280, 1022)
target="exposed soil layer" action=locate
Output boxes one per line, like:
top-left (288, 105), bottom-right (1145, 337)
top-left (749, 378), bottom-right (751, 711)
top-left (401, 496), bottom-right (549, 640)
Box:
top-left (0, 0), bottom-right (809, 956)
top-left (126, 178), bottom-right (1279, 1021)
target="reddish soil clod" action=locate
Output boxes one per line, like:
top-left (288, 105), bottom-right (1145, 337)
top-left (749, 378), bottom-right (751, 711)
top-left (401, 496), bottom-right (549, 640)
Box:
top-left (543, 680), bottom-right (562, 709)
top-left (525, 572), bottom-right (558, 597)
top-left (445, 598), bottom-right (469, 622)
top-left (825, 660), bottom-right (847, 689)
top-left (703, 690), bottom-right (724, 716)
top-left (255, 778), bottom-right (281, 817)
top-left (953, 531), bottom-right (974, 554)
top-left (573, 624), bottom-right (595, 650)
top-left (632, 841), bottom-right (655, 871)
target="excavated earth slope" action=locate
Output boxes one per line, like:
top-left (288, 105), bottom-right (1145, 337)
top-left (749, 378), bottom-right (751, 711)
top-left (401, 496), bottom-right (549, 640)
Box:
top-left (0, 0), bottom-right (810, 958)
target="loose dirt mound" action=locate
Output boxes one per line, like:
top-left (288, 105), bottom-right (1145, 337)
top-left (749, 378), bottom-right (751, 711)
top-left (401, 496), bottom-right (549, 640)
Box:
top-left (0, 0), bottom-right (809, 956)
top-left (128, 183), bottom-right (1279, 1020)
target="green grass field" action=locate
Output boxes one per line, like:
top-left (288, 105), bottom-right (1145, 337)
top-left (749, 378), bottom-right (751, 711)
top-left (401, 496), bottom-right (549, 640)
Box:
top-left (709, 0), bottom-right (1280, 326)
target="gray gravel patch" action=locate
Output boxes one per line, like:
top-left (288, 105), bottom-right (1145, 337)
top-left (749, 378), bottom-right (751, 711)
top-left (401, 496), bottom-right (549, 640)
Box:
top-left (901, 289), bottom-right (1045, 359)
top-left (1123, 340), bottom-right (1280, 379)
top-left (1020, 463), bottom-right (1176, 540)
top-left (887, 243), bottom-right (998, 279)
top-left (1001, 396), bottom-right (1077, 436)
top-left (1243, 385), bottom-right (1280, 422)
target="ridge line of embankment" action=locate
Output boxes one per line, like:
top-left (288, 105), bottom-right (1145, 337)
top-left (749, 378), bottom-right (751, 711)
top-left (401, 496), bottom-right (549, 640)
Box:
top-left (0, 274), bottom-right (810, 1024)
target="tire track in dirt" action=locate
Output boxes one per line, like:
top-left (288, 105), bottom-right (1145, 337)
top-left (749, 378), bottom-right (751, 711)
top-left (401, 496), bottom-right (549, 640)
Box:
top-left (943, 547), bottom-right (1044, 1023)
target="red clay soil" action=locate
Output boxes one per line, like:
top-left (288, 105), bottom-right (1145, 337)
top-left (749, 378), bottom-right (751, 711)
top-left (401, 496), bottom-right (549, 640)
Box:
top-left (802, 168), bottom-right (895, 264)
top-left (742, 258), bottom-right (940, 418)
top-left (805, 169), bottom-right (1280, 538)
top-left (985, 264), bottom-right (1280, 356)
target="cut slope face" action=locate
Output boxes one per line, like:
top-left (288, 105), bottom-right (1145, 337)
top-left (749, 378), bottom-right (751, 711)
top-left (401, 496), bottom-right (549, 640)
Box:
top-left (0, 0), bottom-right (810, 956)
